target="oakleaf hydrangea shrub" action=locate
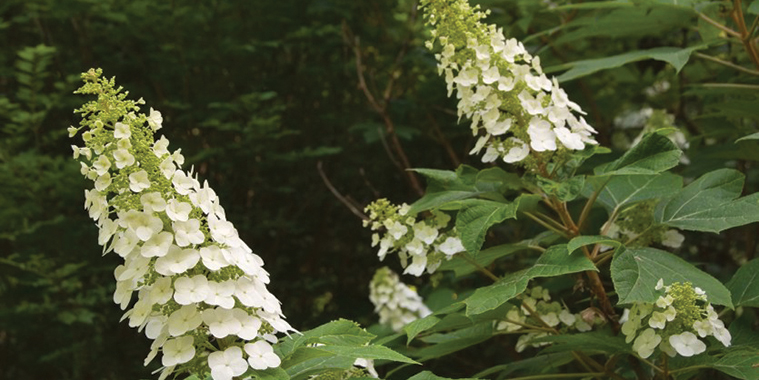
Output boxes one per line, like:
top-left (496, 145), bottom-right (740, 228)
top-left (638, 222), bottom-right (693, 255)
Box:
top-left (71, 69), bottom-right (293, 380)
top-left (353, 0), bottom-right (758, 379)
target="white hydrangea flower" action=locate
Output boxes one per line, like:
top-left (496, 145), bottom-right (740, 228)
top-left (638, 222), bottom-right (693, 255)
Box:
top-left (208, 346), bottom-right (248, 380)
top-left (669, 331), bottom-right (706, 357)
top-left (245, 341), bottom-right (281, 370)
top-left (72, 70), bottom-right (292, 379)
top-left (422, 0), bottom-right (597, 164)
top-left (370, 267), bottom-right (432, 332)
top-left (624, 279), bottom-right (731, 359)
top-left (632, 328), bottom-right (661, 358)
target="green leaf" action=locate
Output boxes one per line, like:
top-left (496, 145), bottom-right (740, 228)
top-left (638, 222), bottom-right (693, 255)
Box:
top-left (748, 0), bottom-right (759, 15)
top-left (736, 132), bottom-right (759, 143)
top-left (726, 258), bottom-right (759, 308)
top-left (536, 175), bottom-right (585, 202)
top-left (611, 247), bottom-right (733, 308)
top-left (554, 46), bottom-right (704, 82)
top-left (655, 169), bottom-right (759, 233)
top-left (278, 319), bottom-right (374, 356)
top-left (409, 166), bottom-right (518, 214)
top-left (455, 199), bottom-right (519, 254)
top-left (530, 331), bottom-right (632, 355)
top-left (710, 348), bottom-right (759, 379)
top-left (595, 133), bottom-right (681, 176)
top-left (412, 322), bottom-right (493, 360)
top-left (280, 347), bottom-right (355, 380)
top-left (403, 315), bottom-right (441, 344)
top-left (464, 245), bottom-right (596, 315)
top-left (585, 173), bottom-right (683, 213)
top-left (472, 352), bottom-right (575, 379)
top-left (408, 371), bottom-right (479, 380)
top-left (567, 235), bottom-right (622, 255)
top-left (314, 345), bottom-right (418, 364)
top-left (439, 232), bottom-right (560, 277)
top-left (246, 367), bottom-right (290, 380)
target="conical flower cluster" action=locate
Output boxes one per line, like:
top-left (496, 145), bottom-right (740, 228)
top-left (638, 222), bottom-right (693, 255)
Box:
top-left (621, 279), bottom-right (730, 359)
top-left (369, 267), bottom-right (432, 332)
top-left (364, 199), bottom-right (465, 276)
top-left (71, 69), bottom-right (292, 380)
top-left (421, 0), bottom-right (597, 164)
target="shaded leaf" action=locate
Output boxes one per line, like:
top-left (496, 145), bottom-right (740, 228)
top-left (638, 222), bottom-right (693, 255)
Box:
top-left (555, 46), bottom-right (704, 82)
top-left (530, 331), bottom-right (632, 354)
top-left (595, 133), bottom-right (681, 176)
top-left (611, 247), bottom-right (732, 307)
top-left (454, 194), bottom-right (540, 254)
top-left (726, 258), bottom-right (759, 308)
top-left (585, 173), bottom-right (683, 213)
top-left (464, 245), bottom-right (596, 316)
top-left (567, 235), bottom-right (622, 255)
top-left (404, 315), bottom-right (441, 344)
top-left (655, 169), bottom-right (759, 233)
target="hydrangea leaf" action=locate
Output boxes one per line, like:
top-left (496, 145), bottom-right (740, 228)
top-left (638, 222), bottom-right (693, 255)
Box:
top-left (464, 245), bottom-right (596, 316)
top-left (726, 258), bottom-right (759, 308)
top-left (537, 175), bottom-right (586, 202)
top-left (655, 168), bottom-right (759, 233)
top-left (440, 232), bottom-right (559, 276)
top-left (610, 247), bottom-right (733, 308)
top-left (530, 331), bottom-right (632, 355)
top-left (246, 367), bottom-right (290, 380)
top-left (404, 315), bottom-right (442, 344)
top-left (413, 322), bottom-right (493, 360)
top-left (710, 349), bottom-right (759, 379)
top-left (314, 345), bottom-right (418, 364)
top-left (280, 348), bottom-right (355, 380)
top-left (409, 166), bottom-right (520, 214)
top-left (471, 352), bottom-right (575, 379)
top-left (594, 133), bottom-right (681, 176)
top-left (454, 194), bottom-right (541, 254)
top-left (567, 235), bottom-right (622, 255)
top-left (554, 46), bottom-right (704, 82)
top-left (584, 172), bottom-right (683, 213)
top-left (277, 319), bottom-right (374, 357)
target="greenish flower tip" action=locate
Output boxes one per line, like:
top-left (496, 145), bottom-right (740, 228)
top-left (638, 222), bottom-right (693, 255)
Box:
top-left (621, 279), bottom-right (730, 359)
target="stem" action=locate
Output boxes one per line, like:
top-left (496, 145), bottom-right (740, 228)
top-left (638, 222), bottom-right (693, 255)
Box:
top-left (698, 82), bottom-right (759, 90)
top-left (638, 356), bottom-right (666, 374)
top-left (523, 211), bottom-right (571, 238)
top-left (577, 177), bottom-right (612, 233)
top-left (732, 0), bottom-right (759, 70)
top-left (694, 52), bottom-right (759, 75)
top-left (698, 12), bottom-right (742, 38)
top-left (459, 252), bottom-right (500, 282)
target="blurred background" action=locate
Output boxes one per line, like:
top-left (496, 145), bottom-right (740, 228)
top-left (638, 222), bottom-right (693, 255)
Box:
top-left (1, 0), bottom-right (757, 378)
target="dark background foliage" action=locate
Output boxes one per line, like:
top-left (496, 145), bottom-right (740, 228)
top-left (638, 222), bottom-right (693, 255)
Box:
top-left (1, 0), bottom-right (758, 379)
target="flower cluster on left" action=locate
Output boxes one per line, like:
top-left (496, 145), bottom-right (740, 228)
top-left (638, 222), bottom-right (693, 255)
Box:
top-left (71, 69), bottom-right (292, 380)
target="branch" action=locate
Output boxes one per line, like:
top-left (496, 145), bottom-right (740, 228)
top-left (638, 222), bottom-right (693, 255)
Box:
top-left (317, 161), bottom-right (368, 221)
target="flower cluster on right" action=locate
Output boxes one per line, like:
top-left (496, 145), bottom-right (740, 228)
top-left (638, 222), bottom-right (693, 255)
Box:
top-left (364, 199), bottom-right (465, 276)
top-left (495, 286), bottom-right (603, 352)
top-left (420, 0), bottom-right (597, 164)
top-left (622, 280), bottom-right (731, 358)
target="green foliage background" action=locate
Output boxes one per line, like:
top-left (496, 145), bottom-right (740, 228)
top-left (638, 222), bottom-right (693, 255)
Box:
top-left (1, 0), bottom-right (758, 379)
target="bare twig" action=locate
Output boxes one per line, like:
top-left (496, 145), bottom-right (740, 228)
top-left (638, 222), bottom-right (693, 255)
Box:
top-left (317, 161), bottom-right (368, 221)
top-left (341, 21), bottom-right (425, 196)
top-left (694, 52), bottom-right (759, 76)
